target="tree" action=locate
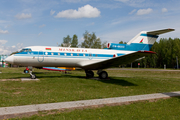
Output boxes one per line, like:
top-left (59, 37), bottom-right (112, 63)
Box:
top-left (10, 51), bottom-right (19, 55)
top-left (119, 41), bottom-right (127, 44)
top-left (102, 41), bottom-right (107, 49)
top-left (81, 31), bottom-right (102, 49)
top-left (71, 34), bottom-right (78, 47)
top-left (61, 35), bottom-right (71, 47)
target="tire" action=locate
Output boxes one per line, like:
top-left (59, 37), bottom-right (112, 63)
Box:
top-left (99, 71), bottom-right (108, 79)
top-left (86, 70), bottom-right (94, 78)
top-left (31, 74), bottom-right (36, 79)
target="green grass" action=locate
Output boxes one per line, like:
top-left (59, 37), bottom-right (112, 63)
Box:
top-left (11, 97), bottom-right (180, 120)
top-left (0, 67), bottom-right (180, 108)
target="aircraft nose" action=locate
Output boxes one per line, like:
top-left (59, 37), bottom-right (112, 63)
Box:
top-left (5, 55), bottom-right (14, 64)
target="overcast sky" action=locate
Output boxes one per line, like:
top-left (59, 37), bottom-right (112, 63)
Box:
top-left (0, 0), bottom-right (179, 54)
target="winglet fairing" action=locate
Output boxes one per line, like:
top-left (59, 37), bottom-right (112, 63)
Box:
top-left (5, 28), bottom-right (175, 79)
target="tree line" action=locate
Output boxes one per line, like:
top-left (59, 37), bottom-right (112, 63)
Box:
top-left (132, 38), bottom-right (180, 68)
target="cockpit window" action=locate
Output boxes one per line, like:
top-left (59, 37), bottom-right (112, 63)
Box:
top-left (19, 48), bottom-right (32, 53)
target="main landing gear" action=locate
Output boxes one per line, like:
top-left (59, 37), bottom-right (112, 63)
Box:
top-left (85, 70), bottom-right (94, 78)
top-left (24, 67), bottom-right (36, 79)
top-left (85, 69), bottom-right (108, 79)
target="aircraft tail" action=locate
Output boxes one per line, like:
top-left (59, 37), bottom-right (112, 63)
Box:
top-left (107, 28), bottom-right (174, 51)
top-left (127, 28), bottom-right (175, 45)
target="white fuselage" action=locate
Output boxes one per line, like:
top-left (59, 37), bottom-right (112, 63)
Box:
top-left (6, 46), bottom-right (134, 69)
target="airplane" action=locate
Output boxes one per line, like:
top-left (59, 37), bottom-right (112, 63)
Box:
top-left (5, 28), bottom-right (174, 79)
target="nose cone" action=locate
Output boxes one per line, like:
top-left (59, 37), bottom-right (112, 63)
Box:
top-left (5, 55), bottom-right (14, 64)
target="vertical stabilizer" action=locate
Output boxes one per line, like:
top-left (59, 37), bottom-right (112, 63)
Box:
top-left (127, 28), bottom-right (175, 45)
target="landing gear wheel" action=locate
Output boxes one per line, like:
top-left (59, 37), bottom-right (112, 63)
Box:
top-left (24, 70), bottom-right (29, 74)
top-left (86, 70), bottom-right (94, 78)
top-left (30, 74), bottom-right (36, 79)
top-left (99, 71), bottom-right (108, 79)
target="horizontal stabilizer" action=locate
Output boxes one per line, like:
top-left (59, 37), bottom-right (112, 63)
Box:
top-left (127, 28), bottom-right (175, 45)
top-left (147, 28), bottom-right (175, 35)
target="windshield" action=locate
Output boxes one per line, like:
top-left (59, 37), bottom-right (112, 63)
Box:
top-left (19, 48), bottom-right (32, 53)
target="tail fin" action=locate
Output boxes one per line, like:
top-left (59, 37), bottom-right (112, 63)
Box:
top-left (127, 28), bottom-right (175, 45)
top-left (107, 28), bottom-right (174, 51)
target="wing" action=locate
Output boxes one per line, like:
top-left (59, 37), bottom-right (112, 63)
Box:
top-left (81, 51), bottom-right (155, 70)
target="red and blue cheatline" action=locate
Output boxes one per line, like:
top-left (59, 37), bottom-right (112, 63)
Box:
top-left (42, 67), bottom-right (71, 71)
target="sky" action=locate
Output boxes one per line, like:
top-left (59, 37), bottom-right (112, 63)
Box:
top-left (0, 0), bottom-right (180, 54)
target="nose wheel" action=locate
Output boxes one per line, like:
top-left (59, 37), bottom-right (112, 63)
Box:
top-left (29, 70), bottom-right (36, 79)
top-left (30, 74), bottom-right (36, 79)
top-left (24, 67), bottom-right (36, 79)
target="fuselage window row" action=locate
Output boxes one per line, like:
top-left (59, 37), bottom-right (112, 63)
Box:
top-left (19, 50), bottom-right (118, 58)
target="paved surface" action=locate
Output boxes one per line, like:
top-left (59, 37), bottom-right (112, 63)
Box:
top-left (1, 91), bottom-right (180, 119)
top-left (21, 78), bottom-right (39, 81)
top-left (108, 68), bottom-right (180, 71)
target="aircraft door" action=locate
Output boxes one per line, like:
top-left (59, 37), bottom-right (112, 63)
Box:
top-left (38, 51), bottom-right (44, 62)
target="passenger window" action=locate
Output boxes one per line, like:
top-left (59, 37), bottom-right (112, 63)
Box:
top-left (51, 52), bottom-right (54, 55)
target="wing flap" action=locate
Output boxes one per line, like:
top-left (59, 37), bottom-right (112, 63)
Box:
top-left (82, 51), bottom-right (155, 70)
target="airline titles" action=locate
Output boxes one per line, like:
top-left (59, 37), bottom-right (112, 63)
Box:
top-left (59, 48), bottom-right (88, 52)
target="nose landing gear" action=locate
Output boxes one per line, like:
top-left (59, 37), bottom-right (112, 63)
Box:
top-left (23, 67), bottom-right (36, 79)
top-left (30, 70), bottom-right (36, 79)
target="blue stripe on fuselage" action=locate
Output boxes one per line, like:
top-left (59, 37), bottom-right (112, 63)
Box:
top-left (14, 51), bottom-right (125, 59)
top-left (108, 43), bottom-right (153, 51)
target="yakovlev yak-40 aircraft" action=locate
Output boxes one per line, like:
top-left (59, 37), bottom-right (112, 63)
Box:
top-left (5, 28), bottom-right (174, 79)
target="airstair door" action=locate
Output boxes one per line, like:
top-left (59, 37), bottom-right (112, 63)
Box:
top-left (38, 51), bottom-right (44, 62)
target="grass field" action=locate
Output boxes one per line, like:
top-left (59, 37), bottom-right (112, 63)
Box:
top-left (1, 67), bottom-right (180, 119)
top-left (1, 67), bottom-right (180, 107)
